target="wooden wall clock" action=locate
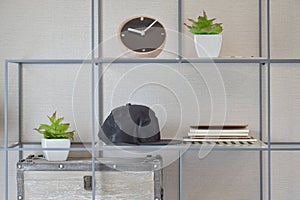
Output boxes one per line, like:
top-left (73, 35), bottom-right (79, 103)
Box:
top-left (118, 16), bottom-right (166, 58)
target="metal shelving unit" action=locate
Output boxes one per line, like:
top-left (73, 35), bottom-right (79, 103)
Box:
top-left (3, 0), bottom-right (300, 199)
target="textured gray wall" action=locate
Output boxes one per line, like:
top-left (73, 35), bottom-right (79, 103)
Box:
top-left (0, 0), bottom-right (300, 199)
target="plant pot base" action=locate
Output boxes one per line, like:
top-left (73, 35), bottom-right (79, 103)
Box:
top-left (41, 138), bottom-right (71, 161)
top-left (194, 34), bottom-right (222, 58)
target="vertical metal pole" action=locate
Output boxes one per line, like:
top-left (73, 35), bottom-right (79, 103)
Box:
top-left (178, 1), bottom-right (183, 199)
top-left (91, 0), bottom-right (96, 199)
top-left (4, 60), bottom-right (9, 200)
top-left (98, 68), bottom-right (103, 126)
top-left (18, 63), bottom-right (23, 160)
top-left (267, 0), bottom-right (271, 199)
top-left (98, 0), bottom-right (102, 59)
top-left (258, 0), bottom-right (262, 58)
top-left (259, 66), bottom-right (263, 200)
top-left (179, 151), bottom-right (183, 200)
top-left (98, 0), bottom-right (103, 125)
top-left (4, 152), bottom-right (8, 200)
top-left (258, 0), bottom-right (263, 199)
top-left (97, 63), bottom-right (103, 159)
top-left (178, 0), bottom-right (182, 61)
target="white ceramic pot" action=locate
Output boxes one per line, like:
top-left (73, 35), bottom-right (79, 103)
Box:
top-left (194, 34), bottom-right (222, 58)
top-left (41, 138), bottom-right (71, 161)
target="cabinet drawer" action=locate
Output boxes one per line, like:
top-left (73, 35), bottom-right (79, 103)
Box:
top-left (17, 156), bottom-right (163, 200)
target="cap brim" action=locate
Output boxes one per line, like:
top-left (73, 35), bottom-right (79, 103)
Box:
top-left (111, 139), bottom-right (181, 146)
top-left (138, 139), bottom-right (182, 145)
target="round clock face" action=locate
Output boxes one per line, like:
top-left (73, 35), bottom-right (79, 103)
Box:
top-left (119, 16), bottom-right (166, 55)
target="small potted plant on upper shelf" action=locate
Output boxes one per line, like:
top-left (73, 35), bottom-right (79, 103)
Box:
top-left (34, 111), bottom-right (75, 161)
top-left (184, 11), bottom-right (223, 58)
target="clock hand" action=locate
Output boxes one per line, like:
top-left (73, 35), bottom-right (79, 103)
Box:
top-left (143, 19), bottom-right (158, 33)
top-left (128, 28), bottom-right (143, 35)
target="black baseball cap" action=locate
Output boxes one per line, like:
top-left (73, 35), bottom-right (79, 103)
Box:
top-left (98, 103), bottom-right (181, 145)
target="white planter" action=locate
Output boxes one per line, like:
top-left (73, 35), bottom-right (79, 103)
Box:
top-left (41, 138), bottom-right (71, 161)
top-left (194, 34), bottom-right (222, 58)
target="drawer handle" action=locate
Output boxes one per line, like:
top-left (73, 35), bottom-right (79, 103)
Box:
top-left (83, 176), bottom-right (93, 191)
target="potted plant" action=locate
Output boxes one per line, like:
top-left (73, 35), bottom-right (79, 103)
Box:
top-left (34, 111), bottom-right (75, 161)
top-left (184, 11), bottom-right (223, 58)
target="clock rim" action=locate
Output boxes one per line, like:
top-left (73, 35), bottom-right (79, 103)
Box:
top-left (118, 16), bottom-right (166, 57)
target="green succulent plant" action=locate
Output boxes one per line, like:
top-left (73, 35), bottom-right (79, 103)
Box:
top-left (34, 112), bottom-right (75, 140)
top-left (184, 11), bottom-right (223, 34)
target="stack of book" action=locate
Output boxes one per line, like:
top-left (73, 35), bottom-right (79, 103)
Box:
top-left (183, 125), bottom-right (257, 142)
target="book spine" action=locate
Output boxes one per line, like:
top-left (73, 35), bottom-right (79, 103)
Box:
top-left (189, 129), bottom-right (249, 133)
top-left (187, 132), bottom-right (249, 137)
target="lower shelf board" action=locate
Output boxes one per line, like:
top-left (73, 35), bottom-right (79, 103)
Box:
top-left (4, 140), bottom-right (270, 152)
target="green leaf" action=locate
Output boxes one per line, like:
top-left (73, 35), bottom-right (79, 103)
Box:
top-left (184, 23), bottom-right (192, 29)
top-left (196, 17), bottom-right (212, 29)
top-left (56, 123), bottom-right (70, 132)
top-left (47, 111), bottom-right (57, 124)
top-left (203, 10), bottom-right (207, 18)
top-left (202, 24), bottom-right (223, 34)
top-left (187, 18), bottom-right (196, 23)
top-left (34, 128), bottom-right (45, 134)
top-left (43, 132), bottom-right (54, 139)
top-left (39, 124), bottom-right (51, 130)
top-left (56, 117), bottom-right (64, 125)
